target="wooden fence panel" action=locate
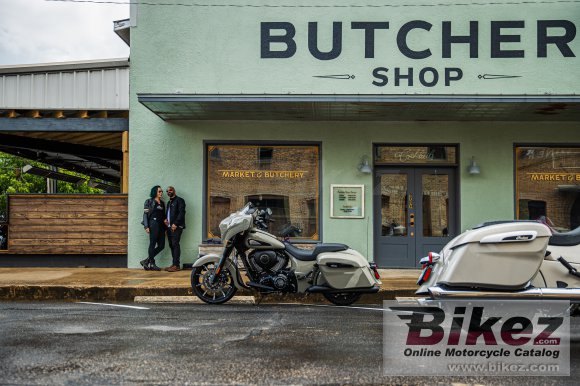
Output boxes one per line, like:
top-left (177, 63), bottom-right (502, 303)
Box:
top-left (7, 194), bottom-right (128, 254)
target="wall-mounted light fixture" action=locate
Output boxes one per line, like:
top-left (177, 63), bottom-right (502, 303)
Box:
top-left (358, 155), bottom-right (372, 174)
top-left (468, 156), bottom-right (481, 175)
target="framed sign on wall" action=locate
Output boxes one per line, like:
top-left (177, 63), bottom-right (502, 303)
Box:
top-left (330, 184), bottom-right (364, 219)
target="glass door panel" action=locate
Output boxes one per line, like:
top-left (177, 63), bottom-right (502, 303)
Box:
top-left (380, 174), bottom-right (408, 237)
top-left (421, 174), bottom-right (449, 237)
top-left (374, 170), bottom-right (415, 268)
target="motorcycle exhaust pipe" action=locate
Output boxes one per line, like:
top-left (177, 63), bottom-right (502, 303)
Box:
top-left (428, 286), bottom-right (580, 303)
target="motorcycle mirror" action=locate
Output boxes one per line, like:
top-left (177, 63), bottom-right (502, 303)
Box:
top-left (266, 208), bottom-right (272, 215)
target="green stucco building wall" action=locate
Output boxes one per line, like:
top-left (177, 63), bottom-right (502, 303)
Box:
top-left (127, 0), bottom-right (580, 268)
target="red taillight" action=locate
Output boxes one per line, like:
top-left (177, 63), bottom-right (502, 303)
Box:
top-left (423, 267), bottom-right (432, 282)
top-left (417, 266), bottom-right (433, 285)
top-left (417, 252), bottom-right (439, 285)
top-left (369, 262), bottom-right (381, 279)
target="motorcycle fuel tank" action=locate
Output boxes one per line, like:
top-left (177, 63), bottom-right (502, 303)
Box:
top-left (244, 229), bottom-right (285, 250)
top-left (434, 222), bottom-right (551, 290)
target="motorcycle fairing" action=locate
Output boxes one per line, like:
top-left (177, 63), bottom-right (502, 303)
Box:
top-left (219, 207), bottom-right (253, 243)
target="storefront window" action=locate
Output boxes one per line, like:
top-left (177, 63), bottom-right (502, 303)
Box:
top-left (206, 144), bottom-right (320, 240)
top-left (516, 146), bottom-right (580, 231)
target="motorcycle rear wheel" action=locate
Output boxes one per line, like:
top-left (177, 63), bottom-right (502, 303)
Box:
top-left (323, 292), bottom-right (361, 306)
top-left (191, 262), bottom-right (237, 304)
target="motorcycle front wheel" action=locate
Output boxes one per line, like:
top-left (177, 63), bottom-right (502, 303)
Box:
top-left (323, 292), bottom-right (361, 306)
top-left (191, 262), bottom-right (237, 304)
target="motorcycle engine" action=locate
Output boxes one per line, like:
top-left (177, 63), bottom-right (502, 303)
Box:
top-left (248, 250), bottom-right (297, 293)
top-left (248, 250), bottom-right (288, 273)
top-left (258, 269), bottom-right (297, 293)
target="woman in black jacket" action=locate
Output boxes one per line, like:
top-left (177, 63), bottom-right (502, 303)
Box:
top-left (140, 185), bottom-right (166, 271)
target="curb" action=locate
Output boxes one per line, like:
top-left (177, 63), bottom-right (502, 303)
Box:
top-left (134, 296), bottom-right (256, 304)
top-left (0, 286), bottom-right (193, 302)
top-left (0, 285), bottom-right (418, 303)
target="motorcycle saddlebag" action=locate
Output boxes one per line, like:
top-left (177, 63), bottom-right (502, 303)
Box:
top-left (437, 222), bottom-right (551, 290)
top-left (317, 250), bottom-right (376, 289)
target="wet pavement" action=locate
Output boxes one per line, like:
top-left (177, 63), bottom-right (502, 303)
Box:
top-left (0, 302), bottom-right (577, 385)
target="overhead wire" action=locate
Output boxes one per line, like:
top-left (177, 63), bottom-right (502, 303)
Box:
top-left (44, 0), bottom-right (580, 8)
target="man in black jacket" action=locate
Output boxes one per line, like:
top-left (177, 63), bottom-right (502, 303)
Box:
top-left (164, 186), bottom-right (186, 272)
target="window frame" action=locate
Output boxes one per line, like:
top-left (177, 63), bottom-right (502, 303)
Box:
top-left (203, 140), bottom-right (322, 243)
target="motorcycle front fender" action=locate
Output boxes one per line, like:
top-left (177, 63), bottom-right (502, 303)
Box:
top-left (193, 254), bottom-right (244, 289)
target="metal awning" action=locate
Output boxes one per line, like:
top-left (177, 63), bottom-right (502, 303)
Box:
top-left (22, 165), bottom-right (86, 185)
top-left (138, 94), bottom-right (580, 121)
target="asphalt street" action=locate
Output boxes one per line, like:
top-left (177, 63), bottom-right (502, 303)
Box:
top-left (0, 302), bottom-right (578, 385)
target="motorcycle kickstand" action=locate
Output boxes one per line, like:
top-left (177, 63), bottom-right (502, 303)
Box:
top-left (255, 292), bottom-right (266, 306)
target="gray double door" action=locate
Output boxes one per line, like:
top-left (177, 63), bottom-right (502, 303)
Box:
top-left (374, 167), bottom-right (458, 268)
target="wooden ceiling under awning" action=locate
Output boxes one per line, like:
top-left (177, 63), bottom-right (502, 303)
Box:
top-left (0, 131), bottom-right (123, 186)
top-left (0, 111), bottom-right (128, 190)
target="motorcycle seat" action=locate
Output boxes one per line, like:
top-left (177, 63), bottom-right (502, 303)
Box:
top-left (284, 242), bottom-right (349, 261)
top-left (549, 226), bottom-right (580, 246)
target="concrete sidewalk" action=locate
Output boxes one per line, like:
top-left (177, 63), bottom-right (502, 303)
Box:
top-left (0, 267), bottom-right (420, 303)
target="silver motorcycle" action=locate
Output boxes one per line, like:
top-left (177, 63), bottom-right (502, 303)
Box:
top-left (416, 220), bottom-right (580, 304)
top-left (191, 203), bottom-right (381, 305)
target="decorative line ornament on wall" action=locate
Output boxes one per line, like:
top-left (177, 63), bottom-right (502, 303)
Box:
top-left (478, 74), bottom-right (522, 80)
top-left (313, 74), bottom-right (356, 80)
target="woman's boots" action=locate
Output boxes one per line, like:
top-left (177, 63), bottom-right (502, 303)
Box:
top-left (148, 260), bottom-right (161, 271)
top-left (140, 258), bottom-right (161, 271)
top-left (140, 258), bottom-right (150, 271)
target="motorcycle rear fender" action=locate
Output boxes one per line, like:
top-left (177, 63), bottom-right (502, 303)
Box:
top-left (193, 254), bottom-right (244, 288)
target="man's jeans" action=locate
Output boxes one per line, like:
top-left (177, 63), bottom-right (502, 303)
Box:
top-left (167, 227), bottom-right (183, 267)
